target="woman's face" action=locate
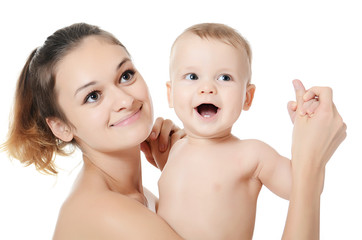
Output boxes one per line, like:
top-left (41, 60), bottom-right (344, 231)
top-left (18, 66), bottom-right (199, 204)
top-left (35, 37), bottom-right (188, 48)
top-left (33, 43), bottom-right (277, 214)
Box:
top-left (54, 36), bottom-right (153, 153)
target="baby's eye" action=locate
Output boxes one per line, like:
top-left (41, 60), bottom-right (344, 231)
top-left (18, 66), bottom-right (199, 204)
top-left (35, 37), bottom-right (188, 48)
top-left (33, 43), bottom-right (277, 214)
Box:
top-left (217, 74), bottom-right (232, 81)
top-left (185, 73), bottom-right (199, 80)
top-left (120, 70), bottom-right (135, 83)
top-left (84, 91), bottom-right (101, 103)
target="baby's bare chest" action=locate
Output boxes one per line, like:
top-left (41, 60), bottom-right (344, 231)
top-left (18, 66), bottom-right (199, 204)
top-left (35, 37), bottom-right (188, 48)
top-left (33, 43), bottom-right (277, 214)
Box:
top-left (166, 143), bottom-right (258, 180)
top-left (160, 142), bottom-right (261, 200)
top-left (159, 143), bottom-right (261, 240)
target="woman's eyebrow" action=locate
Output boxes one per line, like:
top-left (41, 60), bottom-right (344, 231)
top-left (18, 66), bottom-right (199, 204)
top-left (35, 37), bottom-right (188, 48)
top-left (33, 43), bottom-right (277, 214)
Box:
top-left (74, 58), bottom-right (132, 97)
top-left (116, 58), bottom-right (131, 71)
top-left (74, 81), bottom-right (97, 97)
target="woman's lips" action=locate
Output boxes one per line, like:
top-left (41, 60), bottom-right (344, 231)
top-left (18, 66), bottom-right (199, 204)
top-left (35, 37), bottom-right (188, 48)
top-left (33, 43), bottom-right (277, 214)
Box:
top-left (110, 106), bottom-right (142, 127)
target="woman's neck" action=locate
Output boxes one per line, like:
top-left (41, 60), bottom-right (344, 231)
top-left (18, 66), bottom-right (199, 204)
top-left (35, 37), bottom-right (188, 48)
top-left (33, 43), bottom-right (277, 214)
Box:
top-left (82, 145), bottom-right (144, 196)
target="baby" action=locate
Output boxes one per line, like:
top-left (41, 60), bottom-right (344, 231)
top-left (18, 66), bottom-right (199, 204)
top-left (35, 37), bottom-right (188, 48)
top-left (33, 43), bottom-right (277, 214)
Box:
top-left (158, 23), bottom-right (311, 239)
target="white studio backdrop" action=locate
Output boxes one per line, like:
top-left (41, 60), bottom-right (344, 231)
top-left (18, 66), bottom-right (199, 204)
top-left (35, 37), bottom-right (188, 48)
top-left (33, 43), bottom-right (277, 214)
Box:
top-left (0, 0), bottom-right (361, 239)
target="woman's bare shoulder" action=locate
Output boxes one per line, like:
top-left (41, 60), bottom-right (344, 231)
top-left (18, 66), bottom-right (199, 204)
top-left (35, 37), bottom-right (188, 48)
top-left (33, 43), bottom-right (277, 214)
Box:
top-left (53, 189), bottom-right (180, 240)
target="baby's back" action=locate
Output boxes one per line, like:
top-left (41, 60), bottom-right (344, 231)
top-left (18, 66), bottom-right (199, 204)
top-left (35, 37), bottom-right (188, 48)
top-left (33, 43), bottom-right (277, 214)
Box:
top-left (158, 137), bottom-right (263, 240)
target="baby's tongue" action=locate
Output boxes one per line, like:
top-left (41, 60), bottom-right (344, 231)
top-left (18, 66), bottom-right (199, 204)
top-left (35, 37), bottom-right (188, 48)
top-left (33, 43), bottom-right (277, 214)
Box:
top-left (198, 104), bottom-right (217, 118)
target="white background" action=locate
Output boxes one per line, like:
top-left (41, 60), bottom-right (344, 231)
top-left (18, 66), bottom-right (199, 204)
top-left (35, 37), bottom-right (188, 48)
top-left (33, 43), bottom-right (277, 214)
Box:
top-left (0, 0), bottom-right (361, 239)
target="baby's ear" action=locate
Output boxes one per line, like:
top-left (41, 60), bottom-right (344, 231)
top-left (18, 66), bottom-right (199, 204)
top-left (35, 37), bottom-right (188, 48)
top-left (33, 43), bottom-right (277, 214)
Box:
top-left (243, 84), bottom-right (256, 111)
top-left (166, 81), bottom-right (174, 108)
top-left (46, 117), bottom-right (74, 142)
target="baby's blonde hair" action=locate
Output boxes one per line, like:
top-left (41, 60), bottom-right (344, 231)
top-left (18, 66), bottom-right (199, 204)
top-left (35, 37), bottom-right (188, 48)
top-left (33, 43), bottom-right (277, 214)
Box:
top-left (171, 23), bottom-right (252, 83)
top-left (173, 23), bottom-right (252, 65)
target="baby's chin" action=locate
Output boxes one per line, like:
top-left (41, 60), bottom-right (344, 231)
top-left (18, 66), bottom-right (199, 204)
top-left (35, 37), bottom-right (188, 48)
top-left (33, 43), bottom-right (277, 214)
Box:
top-left (184, 127), bottom-right (233, 141)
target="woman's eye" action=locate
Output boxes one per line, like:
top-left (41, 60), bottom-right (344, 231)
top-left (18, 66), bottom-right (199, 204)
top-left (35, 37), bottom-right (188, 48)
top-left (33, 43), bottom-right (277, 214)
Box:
top-left (120, 70), bottom-right (135, 83)
top-left (84, 91), bottom-right (101, 103)
top-left (217, 74), bottom-right (231, 81)
top-left (185, 73), bottom-right (198, 80)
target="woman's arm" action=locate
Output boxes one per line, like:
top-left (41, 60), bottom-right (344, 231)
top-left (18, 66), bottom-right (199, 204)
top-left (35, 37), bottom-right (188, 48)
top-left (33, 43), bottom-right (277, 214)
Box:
top-left (99, 193), bottom-right (183, 240)
top-left (282, 80), bottom-right (347, 239)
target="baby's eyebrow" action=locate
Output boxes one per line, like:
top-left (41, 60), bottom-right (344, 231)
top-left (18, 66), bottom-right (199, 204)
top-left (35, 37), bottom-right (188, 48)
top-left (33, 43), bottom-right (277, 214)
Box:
top-left (183, 66), bottom-right (197, 71)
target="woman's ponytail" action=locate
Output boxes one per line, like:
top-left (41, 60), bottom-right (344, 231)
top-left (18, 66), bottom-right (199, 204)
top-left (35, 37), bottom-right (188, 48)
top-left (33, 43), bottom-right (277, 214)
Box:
top-left (2, 49), bottom-right (59, 174)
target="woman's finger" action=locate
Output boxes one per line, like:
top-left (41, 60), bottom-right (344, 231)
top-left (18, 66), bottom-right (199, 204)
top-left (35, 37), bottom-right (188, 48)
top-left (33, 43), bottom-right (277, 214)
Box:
top-left (303, 86), bottom-right (333, 112)
top-left (140, 141), bottom-right (157, 168)
top-left (170, 129), bottom-right (186, 147)
top-left (306, 100), bottom-right (319, 116)
top-left (158, 119), bottom-right (175, 152)
top-left (149, 117), bottom-right (164, 141)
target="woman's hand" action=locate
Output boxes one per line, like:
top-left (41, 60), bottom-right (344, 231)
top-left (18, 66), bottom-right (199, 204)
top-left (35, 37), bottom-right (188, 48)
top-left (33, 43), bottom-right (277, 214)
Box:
top-left (291, 80), bottom-right (347, 176)
top-left (287, 83), bottom-right (320, 123)
top-left (140, 117), bottom-right (185, 171)
top-left (282, 79), bottom-right (346, 240)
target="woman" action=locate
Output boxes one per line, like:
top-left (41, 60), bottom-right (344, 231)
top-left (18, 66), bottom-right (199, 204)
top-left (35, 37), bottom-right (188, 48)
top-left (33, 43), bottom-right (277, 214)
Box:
top-left (2, 23), bottom-right (346, 239)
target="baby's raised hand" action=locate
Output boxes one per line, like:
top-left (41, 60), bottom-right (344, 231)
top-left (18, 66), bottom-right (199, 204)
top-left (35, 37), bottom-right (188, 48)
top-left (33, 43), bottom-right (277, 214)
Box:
top-left (287, 80), bottom-right (320, 123)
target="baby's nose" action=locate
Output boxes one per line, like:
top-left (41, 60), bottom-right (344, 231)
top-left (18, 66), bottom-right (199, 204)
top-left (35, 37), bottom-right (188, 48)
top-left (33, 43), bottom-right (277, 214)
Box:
top-left (198, 83), bottom-right (217, 95)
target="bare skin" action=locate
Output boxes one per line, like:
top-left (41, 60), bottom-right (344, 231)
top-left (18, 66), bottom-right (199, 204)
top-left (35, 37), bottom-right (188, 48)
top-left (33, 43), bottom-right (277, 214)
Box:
top-left (53, 156), bottom-right (175, 240)
top-left (159, 136), bottom-right (291, 240)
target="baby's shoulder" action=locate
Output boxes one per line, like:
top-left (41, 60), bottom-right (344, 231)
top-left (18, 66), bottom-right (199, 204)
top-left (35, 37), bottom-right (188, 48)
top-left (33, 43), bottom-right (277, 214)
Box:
top-left (232, 139), bottom-right (277, 162)
top-left (168, 137), bottom-right (191, 157)
top-left (237, 139), bottom-right (270, 151)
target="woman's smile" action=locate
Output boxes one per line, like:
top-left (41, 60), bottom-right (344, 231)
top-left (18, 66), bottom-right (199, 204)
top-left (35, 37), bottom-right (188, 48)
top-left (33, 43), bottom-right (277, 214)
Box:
top-left (110, 105), bottom-right (143, 127)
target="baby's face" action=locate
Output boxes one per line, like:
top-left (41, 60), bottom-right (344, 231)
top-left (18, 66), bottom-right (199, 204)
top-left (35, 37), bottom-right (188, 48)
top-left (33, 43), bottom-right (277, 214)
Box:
top-left (168, 33), bottom-right (254, 139)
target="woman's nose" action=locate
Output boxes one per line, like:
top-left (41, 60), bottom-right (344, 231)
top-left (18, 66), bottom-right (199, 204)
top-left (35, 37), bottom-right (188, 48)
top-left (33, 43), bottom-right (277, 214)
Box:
top-left (111, 87), bottom-right (134, 112)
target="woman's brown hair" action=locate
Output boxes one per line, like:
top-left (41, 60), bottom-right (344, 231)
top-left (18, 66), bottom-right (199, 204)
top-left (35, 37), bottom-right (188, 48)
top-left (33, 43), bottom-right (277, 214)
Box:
top-left (1, 23), bottom-right (127, 174)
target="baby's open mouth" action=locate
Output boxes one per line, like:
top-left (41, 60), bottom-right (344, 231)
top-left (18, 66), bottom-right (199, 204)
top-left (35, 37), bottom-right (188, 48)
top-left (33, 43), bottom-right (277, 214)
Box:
top-left (196, 104), bottom-right (219, 118)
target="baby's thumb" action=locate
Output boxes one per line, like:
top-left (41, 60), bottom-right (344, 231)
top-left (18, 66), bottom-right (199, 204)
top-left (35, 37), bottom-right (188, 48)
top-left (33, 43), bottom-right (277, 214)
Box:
top-left (292, 79), bottom-right (306, 115)
top-left (287, 101), bottom-right (297, 123)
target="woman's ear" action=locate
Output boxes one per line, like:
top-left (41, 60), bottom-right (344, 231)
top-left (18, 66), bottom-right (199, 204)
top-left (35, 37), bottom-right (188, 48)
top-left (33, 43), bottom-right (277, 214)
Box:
top-left (46, 117), bottom-right (74, 142)
top-left (166, 81), bottom-right (174, 108)
top-left (243, 84), bottom-right (256, 111)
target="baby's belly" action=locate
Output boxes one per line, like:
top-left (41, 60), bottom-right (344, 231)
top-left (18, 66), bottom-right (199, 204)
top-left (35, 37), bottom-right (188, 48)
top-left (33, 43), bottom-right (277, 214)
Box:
top-left (158, 181), bottom-right (259, 240)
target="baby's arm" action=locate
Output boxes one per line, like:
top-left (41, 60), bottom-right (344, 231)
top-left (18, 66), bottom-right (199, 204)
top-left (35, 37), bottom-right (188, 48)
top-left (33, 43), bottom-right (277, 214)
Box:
top-left (254, 84), bottom-right (321, 199)
top-left (253, 141), bottom-right (292, 199)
